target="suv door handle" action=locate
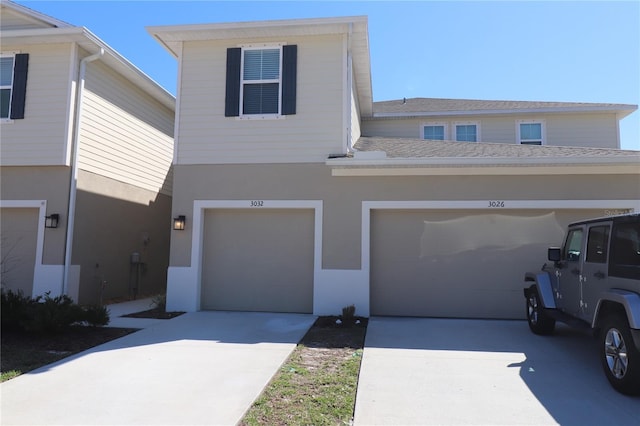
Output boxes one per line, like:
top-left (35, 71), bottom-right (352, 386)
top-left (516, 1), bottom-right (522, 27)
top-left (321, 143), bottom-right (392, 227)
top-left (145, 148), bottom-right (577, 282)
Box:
top-left (594, 271), bottom-right (605, 279)
top-left (571, 268), bottom-right (580, 275)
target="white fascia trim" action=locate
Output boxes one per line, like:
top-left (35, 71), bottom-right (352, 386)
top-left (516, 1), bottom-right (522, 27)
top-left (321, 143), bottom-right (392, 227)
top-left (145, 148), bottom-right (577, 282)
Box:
top-left (330, 164), bottom-right (640, 176)
top-left (189, 200), bottom-right (323, 310)
top-left (370, 105), bottom-right (636, 119)
top-left (147, 16), bottom-right (367, 37)
top-left (359, 199), bottom-right (640, 291)
top-left (327, 154), bottom-right (640, 167)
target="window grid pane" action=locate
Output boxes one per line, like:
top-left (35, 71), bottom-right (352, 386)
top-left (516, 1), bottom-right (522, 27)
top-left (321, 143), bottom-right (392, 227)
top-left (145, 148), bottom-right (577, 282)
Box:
top-left (0, 57), bottom-right (13, 87)
top-left (243, 49), bottom-right (280, 81)
top-left (520, 123), bottom-right (541, 140)
top-left (243, 83), bottom-right (279, 115)
top-left (424, 125), bottom-right (445, 140)
top-left (456, 125), bottom-right (477, 142)
top-left (1, 89), bottom-right (10, 118)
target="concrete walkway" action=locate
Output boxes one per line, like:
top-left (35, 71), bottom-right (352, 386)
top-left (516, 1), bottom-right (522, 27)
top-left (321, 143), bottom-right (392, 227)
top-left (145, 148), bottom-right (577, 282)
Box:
top-left (354, 317), bottom-right (640, 425)
top-left (1, 308), bottom-right (315, 425)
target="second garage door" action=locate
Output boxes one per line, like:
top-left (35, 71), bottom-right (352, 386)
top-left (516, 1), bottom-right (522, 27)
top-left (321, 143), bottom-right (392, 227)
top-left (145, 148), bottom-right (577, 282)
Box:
top-left (370, 209), bottom-right (603, 319)
top-left (201, 208), bottom-right (314, 313)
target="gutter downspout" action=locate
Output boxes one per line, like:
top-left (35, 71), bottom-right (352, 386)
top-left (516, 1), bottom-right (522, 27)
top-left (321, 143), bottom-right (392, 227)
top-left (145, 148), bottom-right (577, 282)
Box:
top-left (62, 48), bottom-right (103, 297)
top-left (346, 23), bottom-right (354, 154)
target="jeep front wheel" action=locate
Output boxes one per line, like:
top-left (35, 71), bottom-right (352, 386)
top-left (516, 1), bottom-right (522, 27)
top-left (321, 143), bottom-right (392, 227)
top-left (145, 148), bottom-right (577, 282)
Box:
top-left (600, 314), bottom-right (640, 395)
top-left (526, 285), bottom-right (555, 335)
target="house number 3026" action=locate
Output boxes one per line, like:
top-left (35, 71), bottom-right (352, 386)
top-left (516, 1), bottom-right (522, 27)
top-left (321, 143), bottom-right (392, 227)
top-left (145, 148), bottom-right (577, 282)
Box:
top-left (488, 201), bottom-right (505, 208)
top-left (250, 200), bottom-right (264, 207)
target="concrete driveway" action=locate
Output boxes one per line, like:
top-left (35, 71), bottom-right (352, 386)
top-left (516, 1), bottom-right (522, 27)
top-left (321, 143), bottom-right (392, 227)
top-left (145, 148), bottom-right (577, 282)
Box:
top-left (354, 317), bottom-right (640, 425)
top-left (1, 311), bottom-right (315, 425)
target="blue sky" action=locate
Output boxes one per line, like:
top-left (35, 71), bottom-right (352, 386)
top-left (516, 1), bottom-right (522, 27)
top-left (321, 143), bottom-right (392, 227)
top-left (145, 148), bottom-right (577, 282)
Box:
top-left (16, 1), bottom-right (640, 149)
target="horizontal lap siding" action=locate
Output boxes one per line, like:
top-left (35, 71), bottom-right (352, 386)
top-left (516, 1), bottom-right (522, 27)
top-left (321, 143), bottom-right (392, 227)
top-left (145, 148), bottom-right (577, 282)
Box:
top-left (0, 43), bottom-right (72, 166)
top-left (178, 35), bottom-right (344, 164)
top-left (363, 113), bottom-right (621, 147)
top-left (0, 9), bottom-right (52, 30)
top-left (78, 61), bottom-right (174, 195)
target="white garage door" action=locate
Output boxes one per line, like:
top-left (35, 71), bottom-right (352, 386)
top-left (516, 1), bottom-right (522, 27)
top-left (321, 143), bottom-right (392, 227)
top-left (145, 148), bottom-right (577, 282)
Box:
top-left (370, 209), bottom-right (603, 319)
top-left (0, 208), bottom-right (38, 297)
top-left (201, 208), bottom-right (314, 313)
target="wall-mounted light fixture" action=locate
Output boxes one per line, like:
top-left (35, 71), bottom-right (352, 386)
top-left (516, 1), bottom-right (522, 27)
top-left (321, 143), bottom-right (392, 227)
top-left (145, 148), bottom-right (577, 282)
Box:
top-left (173, 215), bottom-right (186, 231)
top-left (45, 213), bottom-right (60, 229)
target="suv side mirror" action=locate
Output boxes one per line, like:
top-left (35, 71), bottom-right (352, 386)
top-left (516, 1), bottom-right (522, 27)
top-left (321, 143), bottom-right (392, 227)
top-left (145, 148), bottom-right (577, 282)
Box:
top-left (548, 247), bottom-right (562, 262)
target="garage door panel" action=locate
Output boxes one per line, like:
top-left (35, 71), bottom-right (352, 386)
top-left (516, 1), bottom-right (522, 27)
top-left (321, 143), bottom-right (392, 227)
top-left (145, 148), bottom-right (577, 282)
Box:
top-left (371, 209), bottom-right (604, 318)
top-left (202, 209), bottom-right (313, 313)
top-left (1, 208), bottom-right (38, 296)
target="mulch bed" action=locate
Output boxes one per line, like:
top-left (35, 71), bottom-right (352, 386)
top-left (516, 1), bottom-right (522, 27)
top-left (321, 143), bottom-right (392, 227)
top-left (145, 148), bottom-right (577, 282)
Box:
top-left (121, 308), bottom-right (185, 319)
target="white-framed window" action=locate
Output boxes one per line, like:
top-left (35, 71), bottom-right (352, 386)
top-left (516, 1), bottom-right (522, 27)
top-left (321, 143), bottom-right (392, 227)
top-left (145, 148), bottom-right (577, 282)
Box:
top-left (240, 45), bottom-right (282, 117)
top-left (517, 120), bottom-right (545, 145)
top-left (1, 54), bottom-right (15, 119)
top-left (225, 44), bottom-right (296, 119)
top-left (454, 121), bottom-right (480, 142)
top-left (422, 122), bottom-right (448, 140)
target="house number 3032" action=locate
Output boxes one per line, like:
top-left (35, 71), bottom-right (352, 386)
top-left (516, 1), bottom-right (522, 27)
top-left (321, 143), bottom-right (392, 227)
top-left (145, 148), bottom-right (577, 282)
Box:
top-left (488, 201), bottom-right (505, 208)
top-left (250, 200), bottom-right (264, 207)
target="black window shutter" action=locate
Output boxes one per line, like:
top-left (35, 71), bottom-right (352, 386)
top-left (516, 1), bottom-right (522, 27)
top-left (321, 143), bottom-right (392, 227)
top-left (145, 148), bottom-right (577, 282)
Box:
top-left (281, 45), bottom-right (297, 115)
top-left (225, 48), bottom-right (241, 117)
top-left (10, 53), bottom-right (28, 120)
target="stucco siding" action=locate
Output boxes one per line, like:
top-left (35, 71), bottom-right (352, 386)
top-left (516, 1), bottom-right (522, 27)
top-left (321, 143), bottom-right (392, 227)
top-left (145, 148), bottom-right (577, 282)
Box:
top-left (177, 34), bottom-right (344, 164)
top-left (0, 166), bottom-right (70, 265)
top-left (362, 112), bottom-right (622, 148)
top-left (169, 163), bottom-right (640, 269)
top-left (0, 43), bottom-right (73, 166)
top-left (78, 60), bottom-right (174, 196)
top-left (73, 170), bottom-right (171, 304)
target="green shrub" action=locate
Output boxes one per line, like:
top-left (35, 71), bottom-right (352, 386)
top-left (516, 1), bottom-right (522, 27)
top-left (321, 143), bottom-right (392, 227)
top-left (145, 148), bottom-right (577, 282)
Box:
top-left (1, 289), bottom-right (35, 332)
top-left (341, 304), bottom-right (356, 320)
top-left (1, 290), bottom-right (110, 333)
top-left (26, 292), bottom-right (84, 333)
top-left (81, 304), bottom-right (110, 327)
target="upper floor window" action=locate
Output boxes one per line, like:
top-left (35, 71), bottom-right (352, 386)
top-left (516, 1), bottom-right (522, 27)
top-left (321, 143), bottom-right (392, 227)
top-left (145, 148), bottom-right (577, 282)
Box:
top-left (0, 53), bottom-right (28, 120)
top-left (242, 48), bottom-right (280, 115)
top-left (1, 56), bottom-right (15, 119)
top-left (517, 120), bottom-right (544, 145)
top-left (225, 45), bottom-right (297, 118)
top-left (422, 122), bottom-right (447, 140)
top-left (454, 122), bottom-right (479, 142)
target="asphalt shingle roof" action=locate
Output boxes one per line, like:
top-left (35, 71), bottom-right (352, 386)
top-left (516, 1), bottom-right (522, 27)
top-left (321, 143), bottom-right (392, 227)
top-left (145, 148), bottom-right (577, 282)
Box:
top-left (354, 137), bottom-right (640, 160)
top-left (372, 97), bottom-right (637, 115)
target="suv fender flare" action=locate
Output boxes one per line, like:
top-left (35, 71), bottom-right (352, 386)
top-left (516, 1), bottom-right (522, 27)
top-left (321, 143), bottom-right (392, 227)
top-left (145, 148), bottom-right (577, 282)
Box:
top-left (524, 272), bottom-right (556, 309)
top-left (593, 289), bottom-right (640, 329)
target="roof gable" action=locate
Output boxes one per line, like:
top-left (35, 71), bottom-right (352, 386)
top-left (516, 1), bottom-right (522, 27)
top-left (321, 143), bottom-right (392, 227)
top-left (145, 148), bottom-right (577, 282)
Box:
top-left (0, 0), bottom-right (71, 30)
top-left (147, 16), bottom-right (372, 116)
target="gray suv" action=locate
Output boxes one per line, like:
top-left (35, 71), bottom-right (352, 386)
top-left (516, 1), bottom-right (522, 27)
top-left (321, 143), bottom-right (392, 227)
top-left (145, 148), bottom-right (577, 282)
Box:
top-left (524, 213), bottom-right (640, 395)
